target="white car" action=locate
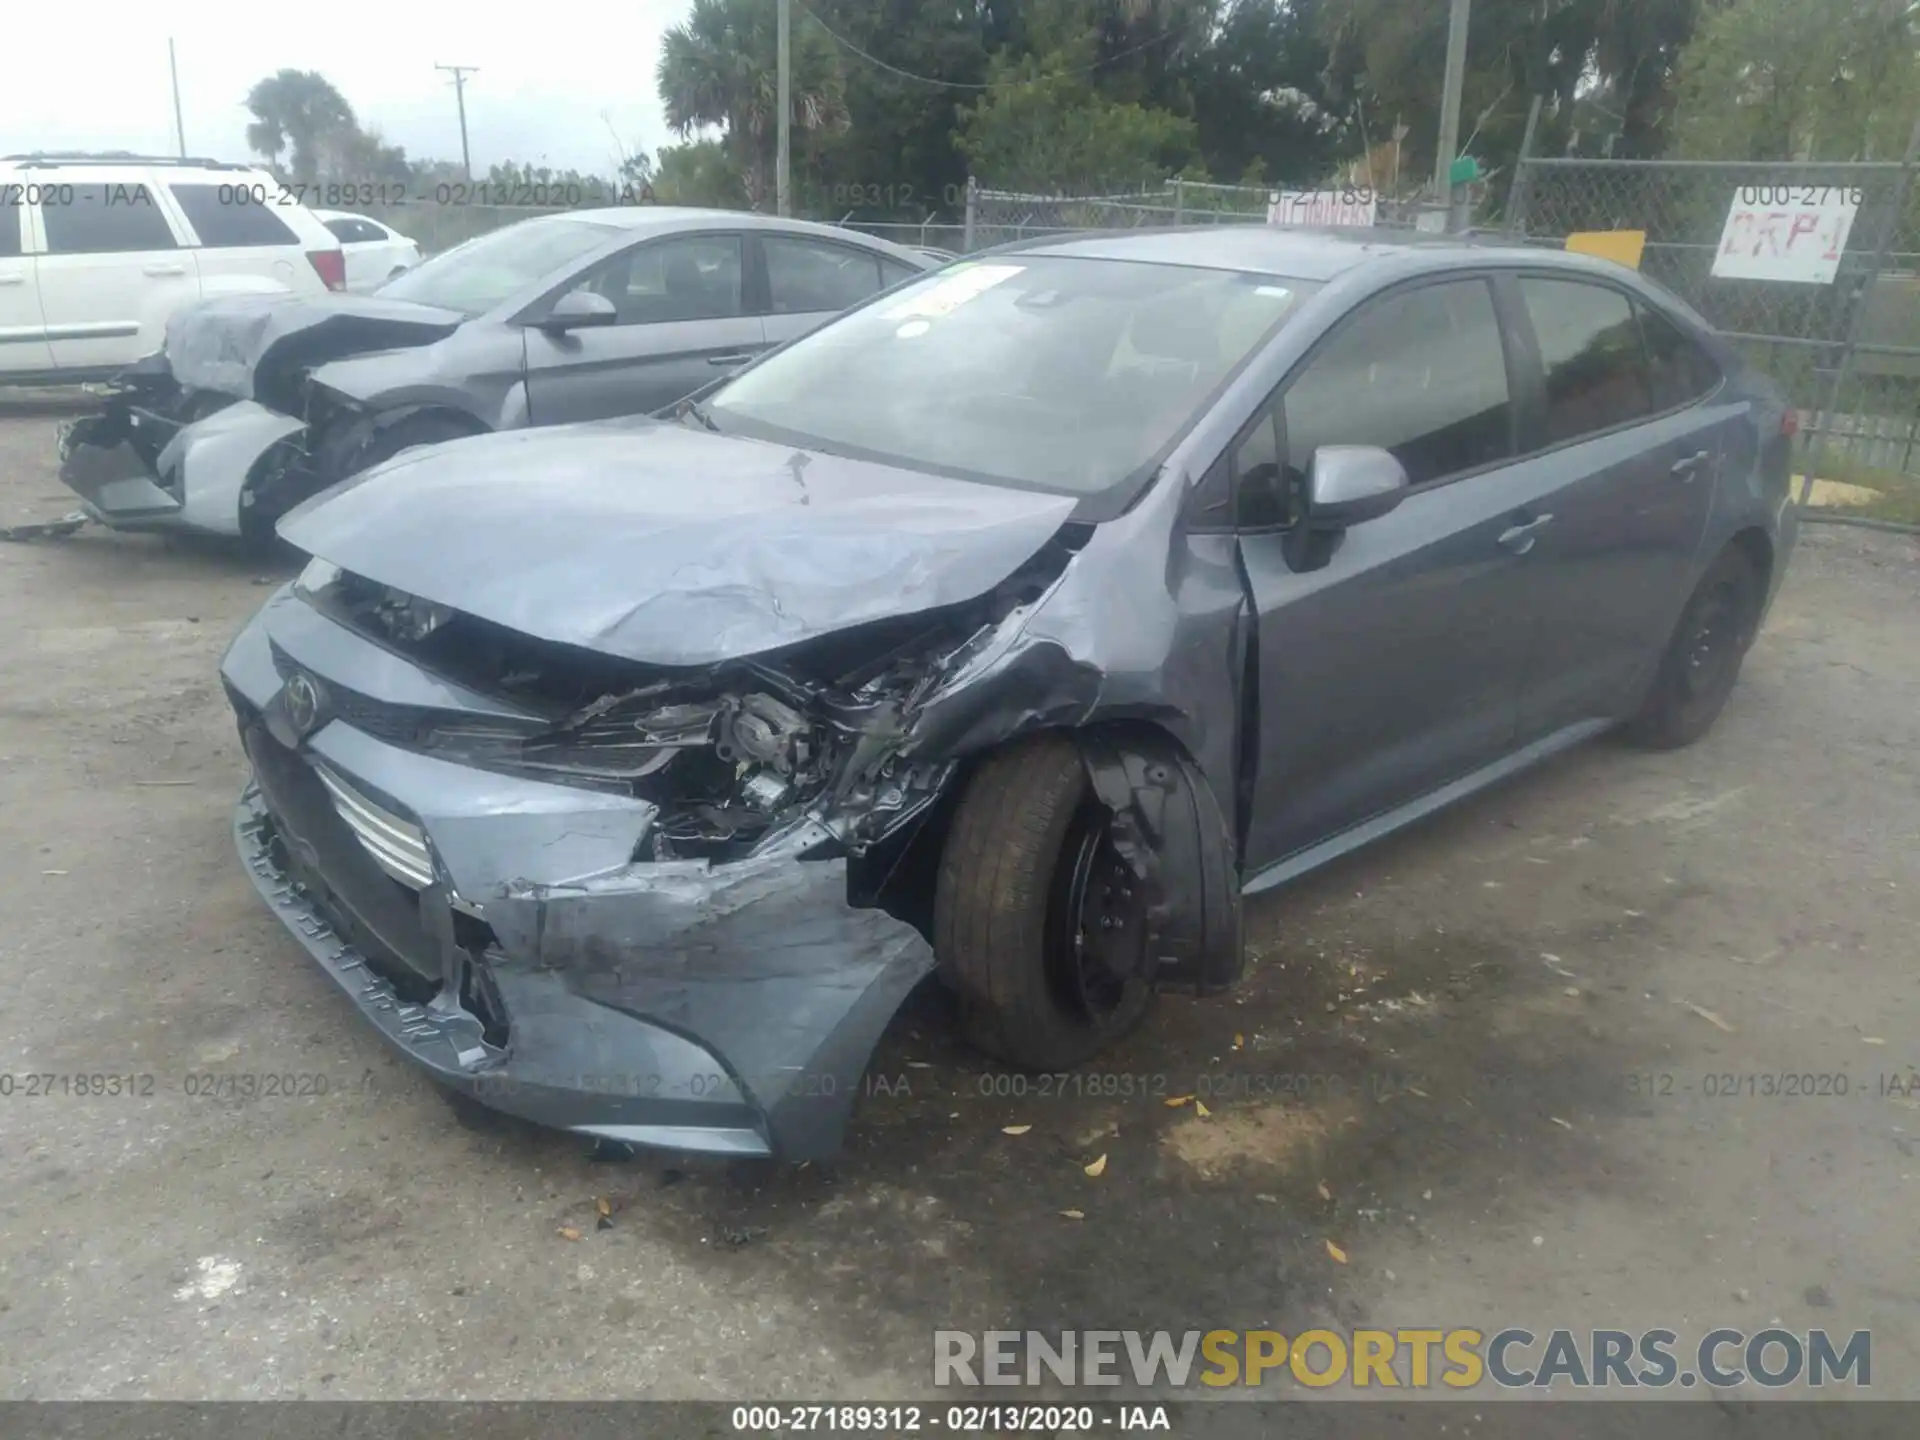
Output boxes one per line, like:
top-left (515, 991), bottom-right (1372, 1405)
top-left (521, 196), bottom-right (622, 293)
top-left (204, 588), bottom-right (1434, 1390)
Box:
top-left (0, 152), bottom-right (345, 385)
top-left (311, 209), bottom-right (423, 293)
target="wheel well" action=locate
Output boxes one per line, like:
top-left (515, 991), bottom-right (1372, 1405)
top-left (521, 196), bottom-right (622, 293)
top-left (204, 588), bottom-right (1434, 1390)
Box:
top-left (383, 406), bottom-right (488, 441)
top-left (848, 720), bottom-right (1207, 942)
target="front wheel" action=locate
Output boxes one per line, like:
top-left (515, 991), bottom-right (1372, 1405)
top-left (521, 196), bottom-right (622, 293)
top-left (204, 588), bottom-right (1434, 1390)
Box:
top-left (934, 735), bottom-right (1154, 1070)
top-left (1624, 546), bottom-right (1762, 750)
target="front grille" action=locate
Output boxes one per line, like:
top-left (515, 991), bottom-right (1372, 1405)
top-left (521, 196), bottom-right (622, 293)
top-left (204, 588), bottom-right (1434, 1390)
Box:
top-left (311, 762), bottom-right (434, 890)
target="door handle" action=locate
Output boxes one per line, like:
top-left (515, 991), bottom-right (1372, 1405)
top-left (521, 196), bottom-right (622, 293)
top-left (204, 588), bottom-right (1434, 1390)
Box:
top-left (1497, 513), bottom-right (1554, 554)
top-left (0, 273), bottom-right (23, 286)
top-left (143, 263), bottom-right (188, 277)
top-left (1670, 449), bottom-right (1711, 480)
top-left (707, 353), bottom-right (752, 366)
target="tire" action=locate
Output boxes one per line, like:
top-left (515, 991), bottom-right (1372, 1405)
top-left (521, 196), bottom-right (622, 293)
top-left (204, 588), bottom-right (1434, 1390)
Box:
top-left (1624, 546), bottom-right (1762, 750)
top-left (934, 734), bottom-right (1154, 1070)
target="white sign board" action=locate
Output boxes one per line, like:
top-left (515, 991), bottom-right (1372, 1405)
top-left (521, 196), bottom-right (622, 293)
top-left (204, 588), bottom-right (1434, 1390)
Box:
top-left (1267, 189), bottom-right (1378, 228)
top-left (1711, 185), bottom-right (1861, 285)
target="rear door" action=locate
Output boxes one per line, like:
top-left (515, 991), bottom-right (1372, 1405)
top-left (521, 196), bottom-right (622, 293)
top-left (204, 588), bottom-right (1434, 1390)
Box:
top-left (1503, 275), bottom-right (1723, 739)
top-left (758, 233), bottom-right (916, 346)
top-left (33, 169), bottom-right (198, 372)
top-left (522, 231), bottom-right (766, 423)
top-left (0, 200), bottom-right (55, 375)
top-left (1237, 275), bottom-right (1548, 871)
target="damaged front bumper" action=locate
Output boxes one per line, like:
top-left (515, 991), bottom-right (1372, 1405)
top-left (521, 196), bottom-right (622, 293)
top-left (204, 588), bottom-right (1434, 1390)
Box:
top-left (59, 394), bottom-right (305, 538)
top-left (221, 593), bottom-right (938, 1160)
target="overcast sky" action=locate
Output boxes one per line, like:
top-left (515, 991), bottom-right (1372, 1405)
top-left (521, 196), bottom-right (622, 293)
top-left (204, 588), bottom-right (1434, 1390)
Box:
top-left (5, 2), bottom-right (697, 177)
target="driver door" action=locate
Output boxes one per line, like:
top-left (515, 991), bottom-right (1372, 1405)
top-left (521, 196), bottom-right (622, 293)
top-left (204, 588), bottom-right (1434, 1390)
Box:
top-left (1238, 275), bottom-right (1544, 873)
top-left (522, 232), bottom-right (766, 424)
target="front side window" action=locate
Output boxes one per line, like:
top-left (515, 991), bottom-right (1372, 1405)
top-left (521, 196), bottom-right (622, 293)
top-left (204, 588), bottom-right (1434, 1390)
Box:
top-left (1283, 278), bottom-right (1513, 489)
top-left (378, 215), bottom-right (618, 316)
top-left (579, 234), bottom-right (744, 323)
top-left (169, 184), bottom-right (298, 247)
top-left (1521, 277), bottom-right (1654, 444)
top-left (765, 236), bottom-right (883, 313)
top-left (707, 256), bottom-right (1316, 496)
top-left (41, 184), bottom-right (178, 255)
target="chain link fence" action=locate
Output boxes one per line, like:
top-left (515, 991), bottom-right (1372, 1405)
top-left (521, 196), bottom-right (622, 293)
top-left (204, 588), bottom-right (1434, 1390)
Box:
top-left (1508, 147), bottom-right (1920, 529)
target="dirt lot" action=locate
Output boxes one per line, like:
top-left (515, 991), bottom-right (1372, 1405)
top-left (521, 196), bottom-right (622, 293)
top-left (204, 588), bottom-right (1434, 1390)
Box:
top-left (1, 392), bottom-right (1916, 1405)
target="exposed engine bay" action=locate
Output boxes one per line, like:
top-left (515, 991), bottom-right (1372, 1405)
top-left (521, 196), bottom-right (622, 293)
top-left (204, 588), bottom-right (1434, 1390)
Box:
top-left (294, 534), bottom-right (1084, 863)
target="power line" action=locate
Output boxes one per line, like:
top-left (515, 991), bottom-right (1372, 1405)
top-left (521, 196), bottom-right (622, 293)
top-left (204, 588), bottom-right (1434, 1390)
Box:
top-left (794, 3), bottom-right (1182, 91)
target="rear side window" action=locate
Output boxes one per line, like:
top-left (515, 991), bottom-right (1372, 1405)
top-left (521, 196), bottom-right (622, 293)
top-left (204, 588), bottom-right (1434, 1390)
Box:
top-left (1520, 277), bottom-right (1653, 444)
top-left (765, 235), bottom-right (883, 313)
top-left (1638, 303), bottom-right (1721, 411)
top-left (41, 183), bottom-right (178, 254)
top-left (1283, 277), bottom-right (1513, 489)
top-left (880, 258), bottom-right (920, 287)
top-left (0, 206), bottom-right (19, 258)
top-left (325, 217), bottom-right (387, 244)
top-left (169, 184), bottom-right (299, 247)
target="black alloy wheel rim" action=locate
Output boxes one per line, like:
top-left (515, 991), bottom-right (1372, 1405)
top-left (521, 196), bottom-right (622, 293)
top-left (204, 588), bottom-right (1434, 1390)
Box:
top-left (1047, 803), bottom-right (1149, 1021)
top-left (1679, 581), bottom-right (1743, 712)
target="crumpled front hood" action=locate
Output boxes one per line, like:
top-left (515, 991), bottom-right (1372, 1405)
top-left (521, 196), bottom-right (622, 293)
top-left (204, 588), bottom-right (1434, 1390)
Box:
top-left (278, 418), bottom-right (1081, 666)
top-left (165, 292), bottom-right (466, 410)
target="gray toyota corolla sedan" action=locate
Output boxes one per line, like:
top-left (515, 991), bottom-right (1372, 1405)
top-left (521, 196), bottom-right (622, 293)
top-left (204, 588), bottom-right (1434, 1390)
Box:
top-left (57, 208), bottom-right (930, 541)
top-left (220, 227), bottom-right (1797, 1159)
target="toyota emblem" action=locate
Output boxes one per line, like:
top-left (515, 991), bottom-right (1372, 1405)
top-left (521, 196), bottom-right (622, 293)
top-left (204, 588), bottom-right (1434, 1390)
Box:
top-left (283, 672), bottom-right (324, 737)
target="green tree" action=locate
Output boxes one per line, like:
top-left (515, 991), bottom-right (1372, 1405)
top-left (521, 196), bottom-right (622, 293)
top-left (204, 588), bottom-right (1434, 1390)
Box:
top-left (956, 34), bottom-right (1202, 191)
top-left (244, 70), bottom-right (360, 183)
top-left (1671, 0), bottom-right (1920, 159)
top-left (652, 140), bottom-right (748, 206)
top-left (1321, 0), bottom-right (1703, 176)
top-left (1184, 0), bottom-right (1346, 187)
top-left (657, 0), bottom-right (849, 209)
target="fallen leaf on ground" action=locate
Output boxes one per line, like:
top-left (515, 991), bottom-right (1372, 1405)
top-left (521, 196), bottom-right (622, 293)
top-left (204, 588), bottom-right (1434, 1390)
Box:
top-left (556, 1227), bottom-right (582, 1242)
top-left (1862, 1037), bottom-right (1886, 1045)
top-left (1164, 1095), bottom-right (1194, 1108)
top-left (1679, 1001), bottom-right (1737, 1033)
top-left (1255, 1193), bottom-right (1278, 1204)
top-left (1406, 1086), bottom-right (1429, 1098)
top-left (1194, 1100), bottom-right (1212, 1118)
top-left (596, 1196), bottom-right (613, 1217)
top-left (1001, 1125), bottom-right (1032, 1136)
top-left (1316, 1181), bottom-right (1332, 1201)
top-left (1326, 1240), bottom-right (1348, 1264)
top-left (1551, 1117), bottom-right (1573, 1129)
top-left (1233, 1034), bottom-right (1245, 1050)
top-left (1060, 1209), bottom-right (1085, 1221)
top-left (1084, 1154), bottom-right (1108, 1177)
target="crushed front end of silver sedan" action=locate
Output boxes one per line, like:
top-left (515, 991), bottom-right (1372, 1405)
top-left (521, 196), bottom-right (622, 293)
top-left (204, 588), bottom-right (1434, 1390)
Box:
top-left (58, 293), bottom-right (467, 540)
top-left (221, 421), bottom-right (1244, 1159)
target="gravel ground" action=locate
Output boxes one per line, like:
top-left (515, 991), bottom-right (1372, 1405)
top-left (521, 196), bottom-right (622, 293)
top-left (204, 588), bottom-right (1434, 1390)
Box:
top-left (1, 392), bottom-right (1916, 1405)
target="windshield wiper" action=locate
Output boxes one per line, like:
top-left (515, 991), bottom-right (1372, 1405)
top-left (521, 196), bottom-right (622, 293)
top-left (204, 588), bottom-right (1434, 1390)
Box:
top-left (676, 398), bottom-right (720, 433)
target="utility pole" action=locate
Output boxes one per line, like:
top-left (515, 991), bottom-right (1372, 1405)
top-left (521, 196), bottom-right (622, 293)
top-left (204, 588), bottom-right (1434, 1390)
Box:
top-left (775, 0), bottom-right (791, 216)
top-left (168, 38), bottom-right (186, 158)
top-left (436, 64), bottom-right (478, 181)
top-left (1434, 0), bottom-right (1471, 207)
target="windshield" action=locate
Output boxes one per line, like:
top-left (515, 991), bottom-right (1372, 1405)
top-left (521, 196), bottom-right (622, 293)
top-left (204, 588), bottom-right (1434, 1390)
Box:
top-left (705, 256), bottom-right (1316, 494)
top-left (377, 216), bottom-right (620, 315)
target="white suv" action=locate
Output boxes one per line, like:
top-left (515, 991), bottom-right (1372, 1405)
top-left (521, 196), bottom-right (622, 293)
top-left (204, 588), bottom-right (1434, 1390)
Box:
top-left (0, 152), bottom-right (346, 385)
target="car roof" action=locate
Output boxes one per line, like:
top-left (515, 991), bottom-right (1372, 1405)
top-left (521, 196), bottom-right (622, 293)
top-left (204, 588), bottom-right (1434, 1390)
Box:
top-left (1001, 225), bottom-right (1598, 282)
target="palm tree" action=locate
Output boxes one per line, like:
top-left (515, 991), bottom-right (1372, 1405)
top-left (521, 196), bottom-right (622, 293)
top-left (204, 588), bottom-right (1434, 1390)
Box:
top-left (655, 0), bottom-right (848, 210)
top-left (245, 70), bottom-right (359, 184)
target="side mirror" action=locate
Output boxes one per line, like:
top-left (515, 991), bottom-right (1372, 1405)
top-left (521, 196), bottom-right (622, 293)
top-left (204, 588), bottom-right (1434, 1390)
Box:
top-left (1305, 445), bottom-right (1410, 530)
top-left (538, 289), bottom-right (618, 333)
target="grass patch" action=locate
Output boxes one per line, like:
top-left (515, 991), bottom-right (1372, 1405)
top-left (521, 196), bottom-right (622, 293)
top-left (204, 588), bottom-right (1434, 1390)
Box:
top-left (1793, 449), bottom-right (1920, 526)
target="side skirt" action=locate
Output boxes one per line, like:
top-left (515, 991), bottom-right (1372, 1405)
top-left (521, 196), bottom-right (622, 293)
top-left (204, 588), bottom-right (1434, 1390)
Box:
top-left (1242, 718), bottom-right (1616, 898)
